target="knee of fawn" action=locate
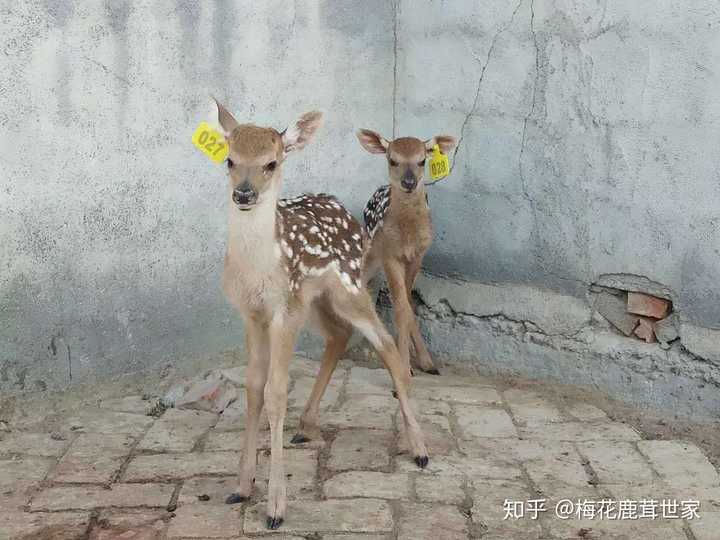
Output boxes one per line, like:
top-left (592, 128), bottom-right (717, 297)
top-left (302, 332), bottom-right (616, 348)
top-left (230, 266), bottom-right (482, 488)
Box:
top-left (356, 129), bottom-right (456, 376)
top-left (211, 101), bottom-right (428, 530)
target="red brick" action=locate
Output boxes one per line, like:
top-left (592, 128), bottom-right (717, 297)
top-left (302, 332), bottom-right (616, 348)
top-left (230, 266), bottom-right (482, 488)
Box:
top-left (627, 292), bottom-right (670, 319)
top-left (634, 317), bottom-right (656, 343)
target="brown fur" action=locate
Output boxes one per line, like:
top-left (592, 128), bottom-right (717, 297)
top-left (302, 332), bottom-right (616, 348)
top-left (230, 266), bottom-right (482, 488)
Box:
top-left (357, 130), bottom-right (457, 374)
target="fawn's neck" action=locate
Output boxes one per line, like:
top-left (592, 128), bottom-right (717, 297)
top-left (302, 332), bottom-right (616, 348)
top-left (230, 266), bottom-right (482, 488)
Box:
top-left (226, 189), bottom-right (280, 261)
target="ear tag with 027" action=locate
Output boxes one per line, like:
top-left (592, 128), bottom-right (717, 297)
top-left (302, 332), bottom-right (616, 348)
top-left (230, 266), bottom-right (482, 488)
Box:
top-left (192, 122), bottom-right (229, 164)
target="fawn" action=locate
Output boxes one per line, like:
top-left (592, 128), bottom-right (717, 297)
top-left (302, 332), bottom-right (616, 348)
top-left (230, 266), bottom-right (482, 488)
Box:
top-left (356, 129), bottom-right (456, 376)
top-left (212, 101), bottom-right (428, 529)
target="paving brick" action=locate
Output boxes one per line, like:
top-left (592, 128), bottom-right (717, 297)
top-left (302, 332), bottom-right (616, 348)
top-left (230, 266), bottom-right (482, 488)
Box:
top-left (166, 502), bottom-right (242, 538)
top-left (254, 448), bottom-right (318, 499)
top-left (123, 452), bottom-right (238, 482)
top-left (176, 378), bottom-right (238, 414)
top-left (219, 366), bottom-right (246, 386)
top-left (397, 420), bottom-right (457, 456)
top-left (244, 499), bottom-right (393, 534)
top-left (578, 441), bottom-right (654, 485)
top-left (412, 385), bottom-right (502, 405)
top-left (177, 476), bottom-right (237, 507)
top-left (689, 511), bottom-right (720, 540)
top-left (0, 511), bottom-right (91, 540)
top-left (95, 509), bottom-right (169, 530)
top-left (639, 440), bottom-right (720, 489)
top-left (397, 503), bottom-right (467, 540)
top-left (605, 482), bottom-right (720, 511)
top-left (327, 430), bottom-right (392, 471)
top-left (504, 389), bottom-right (563, 426)
top-left (324, 395), bottom-right (395, 430)
top-left (137, 409), bottom-right (216, 453)
top-left (99, 396), bottom-right (153, 415)
top-left (289, 355), bottom-right (324, 378)
top-left (346, 367), bottom-right (392, 396)
top-left (323, 471), bottom-right (410, 499)
top-left (0, 456), bottom-right (54, 487)
top-left (324, 536), bottom-right (389, 540)
top-left (471, 479), bottom-right (541, 537)
top-left (65, 409), bottom-right (154, 437)
top-left (396, 453), bottom-right (523, 481)
top-left (519, 441), bottom-right (591, 490)
top-left (0, 432), bottom-right (70, 457)
top-left (454, 405), bottom-right (518, 439)
top-left (519, 421), bottom-right (640, 442)
top-left (627, 291), bottom-right (671, 319)
top-left (547, 516), bottom-right (687, 539)
top-left (288, 375), bottom-right (342, 410)
top-left (415, 473), bottom-right (466, 504)
top-left (53, 434), bottom-right (135, 484)
top-left (30, 484), bottom-right (175, 511)
top-left (565, 402), bottom-right (608, 421)
top-left (204, 429), bottom-right (325, 452)
top-left (90, 525), bottom-right (163, 540)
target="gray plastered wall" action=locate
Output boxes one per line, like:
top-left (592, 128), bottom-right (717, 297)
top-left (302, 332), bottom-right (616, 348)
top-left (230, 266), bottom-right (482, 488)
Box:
top-left (1, 0), bottom-right (719, 417)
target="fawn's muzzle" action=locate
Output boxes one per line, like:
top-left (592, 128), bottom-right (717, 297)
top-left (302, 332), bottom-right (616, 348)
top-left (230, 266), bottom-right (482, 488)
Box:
top-left (401, 175), bottom-right (417, 192)
top-left (232, 185), bottom-right (257, 209)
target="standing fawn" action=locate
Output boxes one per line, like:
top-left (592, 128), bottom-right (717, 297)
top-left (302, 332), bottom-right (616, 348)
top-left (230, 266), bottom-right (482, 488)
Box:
top-left (356, 129), bottom-right (456, 376)
top-left (212, 101), bottom-right (428, 529)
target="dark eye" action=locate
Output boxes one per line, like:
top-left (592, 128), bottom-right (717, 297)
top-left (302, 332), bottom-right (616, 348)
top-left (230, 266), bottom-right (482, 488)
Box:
top-left (226, 158), bottom-right (234, 169)
top-left (388, 159), bottom-right (398, 167)
top-left (418, 159), bottom-right (426, 167)
top-left (264, 160), bottom-right (277, 172)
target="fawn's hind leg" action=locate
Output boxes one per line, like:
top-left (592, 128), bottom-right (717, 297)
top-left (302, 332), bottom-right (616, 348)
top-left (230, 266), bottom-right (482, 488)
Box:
top-left (292, 297), bottom-right (351, 443)
top-left (331, 288), bottom-right (428, 466)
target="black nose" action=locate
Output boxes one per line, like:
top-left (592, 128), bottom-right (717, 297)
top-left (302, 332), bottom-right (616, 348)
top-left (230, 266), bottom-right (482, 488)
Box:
top-left (232, 187), bottom-right (257, 206)
top-left (401, 177), bottom-right (417, 191)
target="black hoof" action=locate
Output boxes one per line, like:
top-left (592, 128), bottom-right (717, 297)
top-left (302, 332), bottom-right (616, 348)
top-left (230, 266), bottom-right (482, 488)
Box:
top-left (425, 368), bottom-right (440, 375)
top-left (415, 455), bottom-right (429, 469)
top-left (225, 493), bottom-right (246, 505)
top-left (410, 368), bottom-right (415, 377)
top-left (267, 516), bottom-right (284, 530)
top-left (291, 433), bottom-right (310, 444)
top-left (391, 390), bottom-right (398, 399)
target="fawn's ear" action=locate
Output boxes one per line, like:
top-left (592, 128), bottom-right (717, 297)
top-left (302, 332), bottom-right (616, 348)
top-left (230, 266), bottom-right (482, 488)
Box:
top-left (356, 129), bottom-right (389, 154)
top-left (425, 135), bottom-right (457, 155)
top-left (213, 97), bottom-right (239, 137)
top-left (282, 111), bottom-right (323, 155)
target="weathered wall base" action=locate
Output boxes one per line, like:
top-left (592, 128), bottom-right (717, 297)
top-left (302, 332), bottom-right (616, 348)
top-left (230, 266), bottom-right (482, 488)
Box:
top-left (356, 273), bottom-right (720, 420)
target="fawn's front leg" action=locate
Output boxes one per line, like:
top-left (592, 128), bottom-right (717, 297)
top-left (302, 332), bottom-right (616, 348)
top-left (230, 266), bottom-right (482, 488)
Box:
top-left (404, 258), bottom-right (438, 374)
top-left (264, 311), bottom-right (302, 529)
top-left (385, 258), bottom-right (436, 374)
top-left (384, 259), bottom-right (413, 376)
top-left (226, 316), bottom-right (268, 504)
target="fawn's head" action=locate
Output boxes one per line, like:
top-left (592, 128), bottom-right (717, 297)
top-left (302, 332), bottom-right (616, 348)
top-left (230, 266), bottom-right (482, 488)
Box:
top-left (356, 130), bottom-right (456, 194)
top-left (214, 100), bottom-right (323, 210)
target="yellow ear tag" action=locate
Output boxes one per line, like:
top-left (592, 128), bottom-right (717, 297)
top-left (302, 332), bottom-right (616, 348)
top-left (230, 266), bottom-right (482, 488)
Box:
top-left (192, 122), bottom-right (229, 164)
top-left (428, 144), bottom-right (450, 183)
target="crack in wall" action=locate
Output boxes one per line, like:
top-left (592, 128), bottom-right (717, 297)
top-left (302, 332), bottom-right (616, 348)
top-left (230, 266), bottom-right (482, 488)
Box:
top-left (518, 0), bottom-right (540, 207)
top-left (451, 0), bottom-right (525, 172)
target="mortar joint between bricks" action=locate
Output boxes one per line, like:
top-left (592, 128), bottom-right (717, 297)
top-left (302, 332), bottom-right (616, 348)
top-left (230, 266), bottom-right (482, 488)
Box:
top-left (112, 418), bottom-right (162, 484)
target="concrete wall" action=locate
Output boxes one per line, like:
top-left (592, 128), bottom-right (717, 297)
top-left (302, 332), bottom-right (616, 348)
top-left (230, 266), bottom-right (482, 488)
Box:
top-left (2, 0), bottom-right (719, 416)
top-left (396, 0), bottom-right (720, 328)
top-left (1, 0), bottom-right (394, 391)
